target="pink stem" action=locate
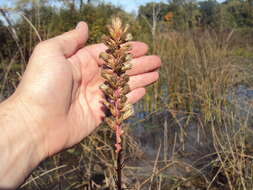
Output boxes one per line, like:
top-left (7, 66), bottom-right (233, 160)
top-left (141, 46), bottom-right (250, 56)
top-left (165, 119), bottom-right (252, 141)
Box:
top-left (114, 89), bottom-right (123, 153)
top-left (115, 124), bottom-right (122, 153)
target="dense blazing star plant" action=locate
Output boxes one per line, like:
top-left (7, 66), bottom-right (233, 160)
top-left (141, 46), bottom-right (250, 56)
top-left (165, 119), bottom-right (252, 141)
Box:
top-left (99, 17), bottom-right (134, 189)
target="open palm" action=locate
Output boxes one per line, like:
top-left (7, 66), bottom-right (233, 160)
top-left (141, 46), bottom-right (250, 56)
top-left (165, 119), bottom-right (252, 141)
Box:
top-left (15, 22), bottom-right (161, 156)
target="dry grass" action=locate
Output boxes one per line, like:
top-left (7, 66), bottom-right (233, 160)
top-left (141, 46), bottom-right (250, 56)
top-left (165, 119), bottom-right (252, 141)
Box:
top-left (137, 27), bottom-right (253, 189)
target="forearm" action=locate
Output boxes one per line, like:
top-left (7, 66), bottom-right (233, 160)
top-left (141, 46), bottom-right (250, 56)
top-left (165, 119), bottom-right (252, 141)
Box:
top-left (0, 96), bottom-right (46, 189)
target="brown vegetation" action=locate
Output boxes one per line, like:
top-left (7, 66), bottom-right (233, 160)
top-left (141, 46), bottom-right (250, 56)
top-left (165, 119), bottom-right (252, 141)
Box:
top-left (1, 0), bottom-right (253, 189)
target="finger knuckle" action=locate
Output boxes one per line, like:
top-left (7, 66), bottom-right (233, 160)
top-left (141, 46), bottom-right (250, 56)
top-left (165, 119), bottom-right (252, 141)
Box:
top-left (34, 40), bottom-right (51, 51)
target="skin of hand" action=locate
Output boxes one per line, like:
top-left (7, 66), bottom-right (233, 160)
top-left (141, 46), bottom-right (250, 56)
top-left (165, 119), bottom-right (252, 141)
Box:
top-left (0, 22), bottom-right (161, 189)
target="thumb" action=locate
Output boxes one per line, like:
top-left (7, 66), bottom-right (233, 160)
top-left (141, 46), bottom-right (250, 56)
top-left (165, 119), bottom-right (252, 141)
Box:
top-left (35, 22), bottom-right (89, 58)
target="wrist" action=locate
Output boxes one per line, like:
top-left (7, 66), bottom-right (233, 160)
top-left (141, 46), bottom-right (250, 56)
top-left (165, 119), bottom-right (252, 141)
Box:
top-left (0, 94), bottom-right (47, 188)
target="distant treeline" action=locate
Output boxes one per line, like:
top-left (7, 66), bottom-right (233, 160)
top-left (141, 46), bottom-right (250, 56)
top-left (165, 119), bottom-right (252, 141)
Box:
top-left (0, 0), bottom-right (253, 61)
top-left (139, 0), bottom-right (253, 30)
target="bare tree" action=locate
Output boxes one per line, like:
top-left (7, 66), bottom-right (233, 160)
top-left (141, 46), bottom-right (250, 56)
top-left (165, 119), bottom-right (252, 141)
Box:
top-left (141, 3), bottom-right (161, 38)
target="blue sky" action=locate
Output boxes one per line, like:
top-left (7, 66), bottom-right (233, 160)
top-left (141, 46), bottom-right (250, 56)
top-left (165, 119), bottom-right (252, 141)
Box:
top-left (102, 0), bottom-right (168, 13)
top-left (0, 0), bottom-right (167, 13)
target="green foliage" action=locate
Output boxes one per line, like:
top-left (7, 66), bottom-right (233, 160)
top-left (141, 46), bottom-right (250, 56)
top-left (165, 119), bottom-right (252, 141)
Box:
top-left (225, 0), bottom-right (253, 27)
top-left (199, 0), bottom-right (219, 26)
top-left (137, 0), bottom-right (253, 30)
top-left (0, 21), bottom-right (16, 58)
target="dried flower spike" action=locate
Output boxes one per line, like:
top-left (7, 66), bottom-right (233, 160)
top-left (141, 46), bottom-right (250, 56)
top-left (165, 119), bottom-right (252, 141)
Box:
top-left (100, 17), bottom-right (134, 153)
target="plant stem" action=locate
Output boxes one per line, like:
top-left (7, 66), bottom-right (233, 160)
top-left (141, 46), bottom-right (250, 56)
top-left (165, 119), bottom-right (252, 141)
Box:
top-left (115, 88), bottom-right (123, 189)
top-left (117, 149), bottom-right (123, 190)
top-left (99, 17), bottom-right (134, 189)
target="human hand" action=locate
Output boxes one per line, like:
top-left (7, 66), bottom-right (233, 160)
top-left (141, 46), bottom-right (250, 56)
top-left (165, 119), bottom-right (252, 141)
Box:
top-left (0, 22), bottom-right (161, 188)
top-left (11, 22), bottom-right (161, 157)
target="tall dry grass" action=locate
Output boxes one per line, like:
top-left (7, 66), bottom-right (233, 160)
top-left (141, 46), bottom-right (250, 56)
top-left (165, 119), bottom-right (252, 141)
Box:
top-left (136, 27), bottom-right (253, 189)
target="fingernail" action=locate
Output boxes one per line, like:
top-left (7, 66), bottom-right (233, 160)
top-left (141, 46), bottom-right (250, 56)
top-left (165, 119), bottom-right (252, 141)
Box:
top-left (76, 22), bottom-right (83, 30)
